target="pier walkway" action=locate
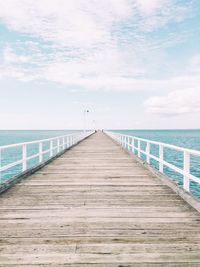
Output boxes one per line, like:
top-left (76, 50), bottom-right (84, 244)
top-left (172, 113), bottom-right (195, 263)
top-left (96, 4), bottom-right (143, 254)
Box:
top-left (0, 132), bottom-right (200, 266)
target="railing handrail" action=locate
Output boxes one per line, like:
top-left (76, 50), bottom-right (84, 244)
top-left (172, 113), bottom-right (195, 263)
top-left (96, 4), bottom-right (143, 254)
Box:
top-left (0, 132), bottom-right (82, 150)
top-left (105, 130), bottom-right (200, 195)
top-left (106, 131), bottom-right (200, 157)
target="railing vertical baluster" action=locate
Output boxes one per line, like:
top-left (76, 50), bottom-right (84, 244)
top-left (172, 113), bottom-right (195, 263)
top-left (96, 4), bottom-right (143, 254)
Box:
top-left (138, 140), bottom-right (141, 158)
top-left (50, 140), bottom-right (53, 157)
top-left (0, 148), bottom-right (1, 184)
top-left (62, 137), bottom-right (65, 150)
top-left (146, 142), bottom-right (150, 164)
top-left (159, 144), bottom-right (164, 173)
top-left (22, 144), bottom-right (27, 172)
top-left (132, 137), bottom-right (135, 154)
top-left (183, 151), bottom-right (190, 192)
top-left (39, 142), bottom-right (43, 163)
top-left (57, 139), bottom-right (60, 153)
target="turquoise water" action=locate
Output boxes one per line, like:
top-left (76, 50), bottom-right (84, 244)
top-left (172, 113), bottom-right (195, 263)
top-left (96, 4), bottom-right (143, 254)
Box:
top-left (0, 130), bottom-right (80, 146)
top-left (0, 130), bottom-right (80, 182)
top-left (113, 130), bottom-right (200, 198)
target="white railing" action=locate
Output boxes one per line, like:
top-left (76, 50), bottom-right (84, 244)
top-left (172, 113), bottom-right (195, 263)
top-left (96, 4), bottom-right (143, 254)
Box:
top-left (105, 131), bottom-right (200, 194)
top-left (0, 131), bottom-right (94, 184)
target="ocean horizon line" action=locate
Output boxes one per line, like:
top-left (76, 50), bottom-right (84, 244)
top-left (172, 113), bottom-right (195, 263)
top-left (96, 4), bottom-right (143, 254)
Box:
top-left (0, 128), bottom-right (200, 131)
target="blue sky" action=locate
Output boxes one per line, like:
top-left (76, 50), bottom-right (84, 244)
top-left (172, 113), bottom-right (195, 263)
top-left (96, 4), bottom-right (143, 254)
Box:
top-left (0, 0), bottom-right (200, 129)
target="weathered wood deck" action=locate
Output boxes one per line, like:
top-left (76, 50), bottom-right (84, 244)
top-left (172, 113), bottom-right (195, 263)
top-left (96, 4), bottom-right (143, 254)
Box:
top-left (0, 132), bottom-right (200, 266)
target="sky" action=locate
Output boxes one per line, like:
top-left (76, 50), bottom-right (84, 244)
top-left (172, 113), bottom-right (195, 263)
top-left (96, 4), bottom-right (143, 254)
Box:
top-left (0, 0), bottom-right (200, 130)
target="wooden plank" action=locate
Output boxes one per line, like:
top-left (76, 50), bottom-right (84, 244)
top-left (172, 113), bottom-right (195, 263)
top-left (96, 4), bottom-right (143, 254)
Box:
top-left (1, 252), bottom-right (200, 265)
top-left (0, 131), bottom-right (200, 265)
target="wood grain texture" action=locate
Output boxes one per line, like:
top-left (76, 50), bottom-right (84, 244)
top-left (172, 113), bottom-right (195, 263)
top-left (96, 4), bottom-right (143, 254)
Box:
top-left (0, 131), bottom-right (200, 266)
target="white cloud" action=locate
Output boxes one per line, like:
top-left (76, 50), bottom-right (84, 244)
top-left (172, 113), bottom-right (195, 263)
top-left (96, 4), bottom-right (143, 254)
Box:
top-left (134, 0), bottom-right (191, 31)
top-left (135, 0), bottom-right (167, 15)
top-left (0, 45), bottom-right (36, 81)
top-left (144, 88), bottom-right (200, 116)
top-left (0, 0), bottom-right (132, 47)
top-left (3, 45), bottom-right (31, 64)
top-left (41, 65), bottom-right (200, 91)
top-left (0, 0), bottom-right (187, 44)
top-left (0, 0), bottom-right (195, 91)
top-left (191, 54), bottom-right (200, 66)
top-left (189, 54), bottom-right (200, 74)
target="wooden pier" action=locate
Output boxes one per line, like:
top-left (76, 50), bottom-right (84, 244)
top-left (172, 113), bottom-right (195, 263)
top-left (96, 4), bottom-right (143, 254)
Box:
top-left (0, 132), bottom-right (200, 266)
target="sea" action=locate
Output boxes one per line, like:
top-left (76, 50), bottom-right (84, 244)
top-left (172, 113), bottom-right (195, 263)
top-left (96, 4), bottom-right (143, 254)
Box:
top-left (0, 129), bottom-right (200, 198)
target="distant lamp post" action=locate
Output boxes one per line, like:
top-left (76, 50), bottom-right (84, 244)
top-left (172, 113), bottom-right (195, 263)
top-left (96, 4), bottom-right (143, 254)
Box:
top-left (84, 109), bottom-right (89, 133)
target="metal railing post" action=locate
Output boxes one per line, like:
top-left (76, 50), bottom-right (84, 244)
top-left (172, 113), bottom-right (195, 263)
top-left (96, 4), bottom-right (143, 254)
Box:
top-left (70, 136), bottom-right (72, 147)
top-left (146, 142), bottom-right (150, 164)
top-left (22, 144), bottom-right (27, 172)
top-left (159, 144), bottom-right (164, 173)
top-left (128, 137), bottom-right (131, 151)
top-left (39, 142), bottom-right (43, 163)
top-left (183, 151), bottom-right (190, 192)
top-left (57, 139), bottom-right (60, 153)
top-left (132, 137), bottom-right (135, 154)
top-left (0, 148), bottom-right (1, 184)
top-left (138, 140), bottom-right (141, 158)
top-left (50, 140), bottom-right (53, 157)
top-left (62, 137), bottom-right (65, 150)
